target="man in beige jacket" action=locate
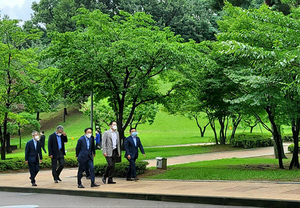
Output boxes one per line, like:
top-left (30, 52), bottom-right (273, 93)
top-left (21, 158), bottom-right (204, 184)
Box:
top-left (102, 121), bottom-right (121, 184)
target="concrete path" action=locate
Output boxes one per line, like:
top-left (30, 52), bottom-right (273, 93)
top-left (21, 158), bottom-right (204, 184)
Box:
top-left (0, 168), bottom-right (300, 207)
top-left (145, 143), bottom-right (291, 167)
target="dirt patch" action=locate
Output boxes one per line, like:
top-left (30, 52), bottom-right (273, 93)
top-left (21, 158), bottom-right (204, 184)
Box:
top-left (39, 107), bottom-right (82, 131)
top-left (139, 168), bottom-right (167, 178)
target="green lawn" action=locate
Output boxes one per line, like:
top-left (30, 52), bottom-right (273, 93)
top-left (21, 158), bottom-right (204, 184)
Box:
top-left (146, 158), bottom-right (300, 181)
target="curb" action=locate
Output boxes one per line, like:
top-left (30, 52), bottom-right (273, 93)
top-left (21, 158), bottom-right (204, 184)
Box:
top-left (1, 186), bottom-right (300, 208)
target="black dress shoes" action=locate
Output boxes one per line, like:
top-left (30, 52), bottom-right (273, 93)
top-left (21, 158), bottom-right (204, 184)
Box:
top-left (32, 183), bottom-right (37, 186)
top-left (134, 177), bottom-right (139, 181)
top-left (78, 184), bottom-right (85, 188)
top-left (91, 183), bottom-right (100, 187)
top-left (58, 177), bottom-right (62, 181)
top-left (126, 178), bottom-right (134, 181)
top-left (54, 180), bottom-right (59, 183)
top-left (107, 181), bottom-right (116, 184)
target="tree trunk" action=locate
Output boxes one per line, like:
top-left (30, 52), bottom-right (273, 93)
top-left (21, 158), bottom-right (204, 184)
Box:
top-left (209, 119), bottom-right (218, 145)
top-left (0, 124), bottom-right (5, 160)
top-left (289, 119), bottom-right (300, 170)
top-left (230, 114), bottom-right (242, 140)
top-left (218, 116), bottom-right (226, 145)
top-left (249, 123), bottom-right (257, 133)
top-left (266, 106), bottom-right (284, 169)
top-left (6, 133), bottom-right (11, 153)
top-left (63, 107), bottom-right (68, 123)
top-left (36, 111), bottom-right (40, 121)
top-left (1, 112), bottom-right (8, 160)
top-left (193, 115), bottom-right (209, 137)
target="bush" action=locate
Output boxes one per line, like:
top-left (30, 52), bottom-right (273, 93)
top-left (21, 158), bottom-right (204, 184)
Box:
top-left (0, 156), bottom-right (78, 172)
top-left (282, 135), bottom-right (293, 142)
top-left (94, 161), bottom-right (148, 177)
top-left (230, 133), bottom-right (273, 149)
top-left (288, 143), bottom-right (300, 153)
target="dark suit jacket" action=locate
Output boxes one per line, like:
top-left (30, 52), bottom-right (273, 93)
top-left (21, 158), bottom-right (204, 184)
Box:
top-left (25, 139), bottom-right (42, 163)
top-left (48, 132), bottom-right (68, 158)
top-left (124, 136), bottom-right (145, 160)
top-left (76, 135), bottom-right (95, 164)
top-left (40, 135), bottom-right (46, 147)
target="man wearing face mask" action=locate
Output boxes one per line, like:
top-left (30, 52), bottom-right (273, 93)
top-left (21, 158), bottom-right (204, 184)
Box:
top-left (102, 121), bottom-right (121, 184)
top-left (48, 125), bottom-right (68, 183)
top-left (25, 131), bottom-right (43, 186)
top-left (124, 128), bottom-right (145, 181)
top-left (76, 128), bottom-right (100, 188)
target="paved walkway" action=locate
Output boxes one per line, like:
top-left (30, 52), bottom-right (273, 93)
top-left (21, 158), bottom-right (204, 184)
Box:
top-left (0, 168), bottom-right (300, 207)
top-left (145, 143), bottom-right (291, 167)
top-left (0, 143), bottom-right (298, 207)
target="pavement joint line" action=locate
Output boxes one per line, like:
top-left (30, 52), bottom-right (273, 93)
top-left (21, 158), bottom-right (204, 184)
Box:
top-left (1, 186), bottom-right (300, 208)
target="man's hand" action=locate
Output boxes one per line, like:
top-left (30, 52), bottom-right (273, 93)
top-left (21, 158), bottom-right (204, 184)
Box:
top-left (127, 155), bottom-right (131, 160)
top-left (75, 154), bottom-right (77, 157)
top-left (93, 154), bottom-right (96, 158)
top-left (25, 161), bottom-right (28, 164)
top-left (39, 160), bottom-right (42, 164)
top-left (103, 153), bottom-right (107, 157)
top-left (143, 154), bottom-right (146, 158)
top-left (49, 155), bottom-right (53, 159)
top-left (62, 132), bottom-right (67, 136)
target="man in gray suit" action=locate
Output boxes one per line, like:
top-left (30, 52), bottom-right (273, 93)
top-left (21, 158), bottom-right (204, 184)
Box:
top-left (102, 121), bottom-right (121, 184)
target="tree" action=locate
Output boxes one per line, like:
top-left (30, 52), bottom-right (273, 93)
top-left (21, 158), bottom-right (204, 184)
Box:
top-left (46, 9), bottom-right (190, 145)
top-left (215, 2), bottom-right (300, 168)
top-left (0, 16), bottom-right (42, 159)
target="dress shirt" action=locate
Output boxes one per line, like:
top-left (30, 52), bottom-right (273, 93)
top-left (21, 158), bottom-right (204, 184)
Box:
top-left (132, 136), bottom-right (137, 146)
top-left (85, 136), bottom-right (90, 149)
top-left (55, 132), bottom-right (62, 150)
top-left (111, 130), bottom-right (117, 149)
top-left (33, 139), bottom-right (37, 150)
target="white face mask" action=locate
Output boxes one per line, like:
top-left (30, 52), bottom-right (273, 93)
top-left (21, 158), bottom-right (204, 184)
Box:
top-left (86, 133), bottom-right (92, 138)
top-left (112, 125), bottom-right (117, 130)
top-left (34, 136), bottom-right (40, 141)
top-left (57, 133), bottom-right (62, 136)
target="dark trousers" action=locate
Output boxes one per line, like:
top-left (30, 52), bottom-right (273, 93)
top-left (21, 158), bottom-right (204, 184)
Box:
top-left (51, 150), bottom-right (65, 180)
top-left (127, 158), bottom-right (137, 178)
top-left (28, 162), bottom-right (39, 183)
top-left (104, 149), bottom-right (118, 180)
top-left (78, 159), bottom-right (95, 185)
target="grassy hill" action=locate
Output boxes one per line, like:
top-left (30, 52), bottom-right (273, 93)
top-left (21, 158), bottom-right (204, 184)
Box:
top-left (6, 105), bottom-right (271, 164)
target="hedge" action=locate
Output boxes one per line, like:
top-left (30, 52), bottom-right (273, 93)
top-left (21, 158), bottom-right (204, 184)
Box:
top-left (0, 157), bottom-right (148, 177)
top-left (0, 156), bottom-right (78, 172)
top-left (288, 143), bottom-right (300, 153)
top-left (94, 161), bottom-right (148, 177)
top-left (230, 133), bottom-right (273, 149)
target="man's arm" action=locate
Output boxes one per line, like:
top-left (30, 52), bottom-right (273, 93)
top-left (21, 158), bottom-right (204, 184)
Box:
top-left (138, 138), bottom-right (145, 155)
top-left (48, 135), bottom-right (53, 157)
top-left (75, 138), bottom-right (81, 157)
top-left (25, 142), bottom-right (30, 162)
top-left (102, 132), bottom-right (107, 157)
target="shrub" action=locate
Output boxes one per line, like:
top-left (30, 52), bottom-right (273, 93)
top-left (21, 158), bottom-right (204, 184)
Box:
top-left (282, 135), bottom-right (293, 142)
top-left (0, 156), bottom-right (78, 172)
top-left (288, 143), bottom-right (300, 153)
top-left (230, 133), bottom-right (273, 149)
top-left (94, 161), bottom-right (148, 177)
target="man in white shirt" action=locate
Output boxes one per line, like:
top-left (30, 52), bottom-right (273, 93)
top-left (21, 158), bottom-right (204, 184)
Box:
top-left (102, 121), bottom-right (121, 184)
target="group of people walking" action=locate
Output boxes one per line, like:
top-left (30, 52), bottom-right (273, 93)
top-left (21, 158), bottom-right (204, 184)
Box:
top-left (25, 121), bottom-right (145, 188)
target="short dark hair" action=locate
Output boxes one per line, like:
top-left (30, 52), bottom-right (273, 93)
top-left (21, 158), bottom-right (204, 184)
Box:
top-left (129, 128), bottom-right (136, 132)
top-left (109, 121), bottom-right (116, 125)
top-left (41, 130), bottom-right (44, 134)
top-left (84, 128), bottom-right (93, 133)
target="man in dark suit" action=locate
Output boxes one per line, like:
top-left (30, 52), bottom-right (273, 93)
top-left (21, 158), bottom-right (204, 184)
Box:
top-left (124, 128), bottom-right (145, 181)
top-left (76, 128), bottom-right (100, 188)
top-left (40, 130), bottom-right (47, 153)
top-left (48, 125), bottom-right (68, 183)
top-left (25, 131), bottom-right (43, 186)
